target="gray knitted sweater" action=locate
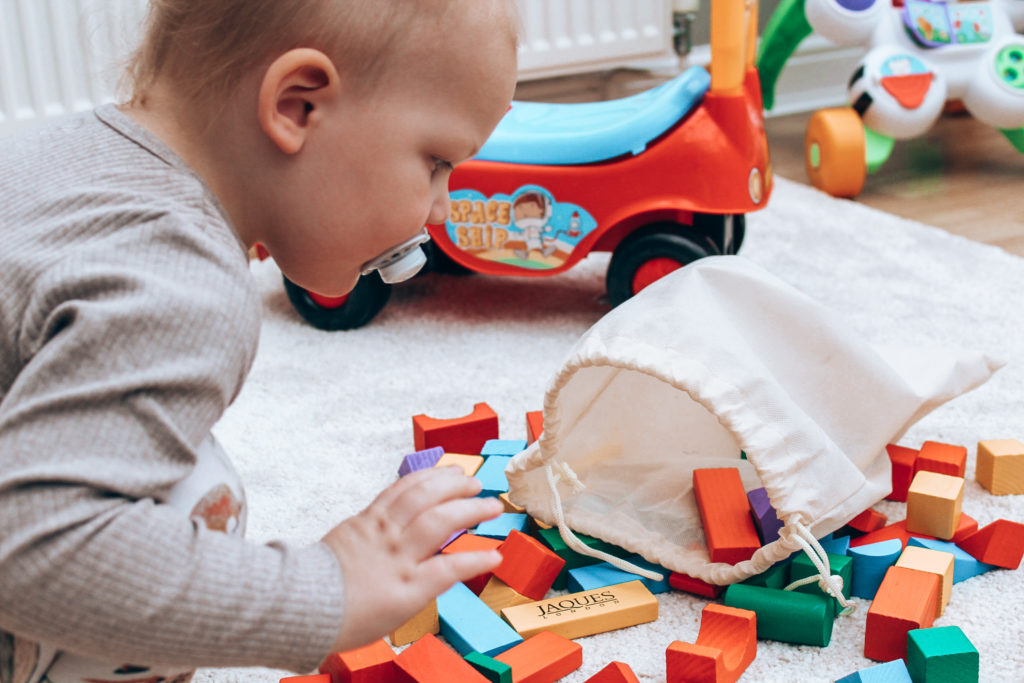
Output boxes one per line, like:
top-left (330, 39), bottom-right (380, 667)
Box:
top-left (0, 106), bottom-right (344, 672)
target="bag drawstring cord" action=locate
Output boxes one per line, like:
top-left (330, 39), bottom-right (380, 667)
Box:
top-left (783, 520), bottom-right (856, 616)
top-left (543, 462), bottom-right (665, 582)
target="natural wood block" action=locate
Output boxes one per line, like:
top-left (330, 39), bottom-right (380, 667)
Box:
top-left (666, 604), bottom-right (757, 683)
top-left (916, 441), bottom-right (967, 478)
top-left (668, 571), bottom-right (725, 598)
top-left (976, 438), bottom-right (1024, 495)
top-left (280, 675), bottom-right (331, 683)
top-left (723, 584), bottom-right (835, 646)
top-left (864, 566), bottom-right (940, 662)
top-left (442, 533), bottom-right (503, 594)
top-left (319, 639), bottom-right (398, 683)
top-left (464, 651), bottom-right (513, 683)
top-left (393, 632), bottom-right (488, 683)
top-left (848, 539), bottom-right (903, 599)
top-left (493, 529), bottom-right (566, 600)
top-left (499, 492), bottom-right (526, 514)
top-left (437, 582), bottom-right (523, 657)
top-left (907, 537), bottom-right (997, 583)
top-left (957, 518), bottom-right (1024, 569)
top-left (583, 662), bottom-right (641, 683)
top-left (886, 444), bottom-right (919, 502)
top-left (479, 576), bottom-right (535, 614)
top-left (525, 410), bottom-right (544, 444)
top-left (389, 599), bottom-right (439, 647)
top-left (413, 402), bottom-right (499, 454)
top-left (500, 580), bottom-right (658, 640)
top-left (906, 626), bottom-right (979, 683)
top-left (494, 630), bottom-right (583, 683)
top-left (896, 546), bottom-right (955, 617)
top-left (905, 471), bottom-right (964, 540)
top-left (434, 452), bottom-right (485, 477)
top-left (692, 468), bottom-right (762, 564)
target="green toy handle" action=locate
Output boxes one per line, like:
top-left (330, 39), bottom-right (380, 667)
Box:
top-left (1001, 127), bottom-right (1024, 154)
top-left (756, 0), bottom-right (813, 111)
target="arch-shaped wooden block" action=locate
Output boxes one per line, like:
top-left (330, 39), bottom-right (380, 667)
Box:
top-left (412, 402), bottom-right (499, 454)
top-left (666, 604), bottom-right (757, 683)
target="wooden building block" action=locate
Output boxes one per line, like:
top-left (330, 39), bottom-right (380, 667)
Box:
top-left (906, 626), bottom-right (979, 683)
top-left (844, 508), bottom-right (888, 535)
top-left (907, 537), bottom-right (997, 583)
top-left (834, 659), bottom-right (912, 683)
top-left (413, 402), bottom-right (499, 454)
top-left (895, 546), bottom-right (955, 617)
top-left (668, 571), bottom-right (725, 599)
top-left (536, 526), bottom-right (619, 591)
top-left (525, 410), bottom-right (544, 444)
top-left (723, 584), bottom-right (834, 646)
top-left (916, 441), bottom-right (967, 478)
top-left (500, 580), bottom-right (658, 640)
top-left (739, 560), bottom-right (789, 590)
top-left (818, 532), bottom-right (851, 556)
top-left (280, 675), bottom-right (331, 683)
top-left (493, 529), bottom-right (566, 600)
top-left (956, 518), bottom-right (1024, 569)
top-left (746, 487), bottom-right (783, 544)
top-left (864, 566), bottom-right (940, 662)
top-left (398, 446), bottom-right (444, 477)
top-left (464, 651), bottom-right (513, 683)
top-left (905, 471), bottom-right (964, 541)
top-left (848, 539), bottom-right (903, 599)
top-left (499, 492), bottom-right (526, 514)
top-left (666, 604), bottom-right (757, 683)
top-left (494, 630), bottom-right (583, 683)
top-left (437, 582), bottom-right (523, 657)
top-left (476, 455), bottom-right (512, 497)
top-left (389, 598), bottom-right (439, 647)
top-left (479, 576), bottom-right (535, 614)
top-left (434, 452), bottom-right (485, 477)
top-left (393, 632), bottom-right (488, 683)
top-left (442, 533), bottom-right (502, 594)
top-left (976, 438), bottom-right (1024, 495)
top-left (692, 468), bottom-right (762, 564)
top-left (475, 513), bottom-right (530, 539)
top-left (319, 639), bottom-right (398, 683)
top-left (886, 444), bottom-right (919, 502)
top-left (789, 551), bottom-right (853, 600)
top-left (482, 439), bottom-right (528, 457)
top-left (584, 662), bottom-right (641, 683)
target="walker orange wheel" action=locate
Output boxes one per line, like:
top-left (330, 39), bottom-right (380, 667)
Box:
top-left (805, 108), bottom-right (867, 198)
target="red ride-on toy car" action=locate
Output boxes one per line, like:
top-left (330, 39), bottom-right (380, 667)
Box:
top-left (277, 0), bottom-right (773, 330)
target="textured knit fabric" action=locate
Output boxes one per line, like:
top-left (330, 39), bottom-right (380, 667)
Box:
top-left (0, 106), bottom-right (345, 674)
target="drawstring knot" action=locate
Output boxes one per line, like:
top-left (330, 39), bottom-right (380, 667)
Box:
top-left (783, 520), bottom-right (856, 616)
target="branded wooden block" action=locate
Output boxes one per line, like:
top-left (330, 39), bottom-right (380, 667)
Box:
top-left (906, 626), bottom-right (979, 683)
top-left (747, 487), bottom-right (783, 544)
top-left (789, 551), bottom-right (852, 600)
top-left (723, 583), bottom-right (835, 646)
top-left (976, 438), bottom-right (1024, 495)
top-left (319, 639), bottom-right (398, 683)
top-left (916, 440), bottom-right (967, 478)
top-left (393, 632), bottom-right (488, 683)
top-left (957, 518), bottom-right (1024, 569)
top-left (476, 513), bottom-right (530, 540)
top-left (668, 571), bottom-right (725, 598)
top-left (584, 662), bottom-right (641, 683)
top-left (494, 630), bottom-right (583, 683)
top-left (905, 471), bottom-right (964, 541)
top-left (442, 533), bottom-right (502, 594)
top-left (845, 508), bottom-right (888, 535)
top-left (848, 539), bottom-right (903, 599)
top-left (437, 582), bottom-right (523, 657)
top-left (886, 443), bottom-right (919, 502)
top-left (834, 659), bottom-right (913, 683)
top-left (280, 675), bottom-right (331, 683)
top-left (413, 402), bottom-right (499, 454)
top-left (476, 455), bottom-right (513, 497)
top-left (525, 410), bottom-right (544, 444)
top-left (864, 566), bottom-right (940, 662)
top-left (500, 580), bottom-right (658, 640)
top-left (434, 452), bottom-right (485, 477)
top-left (666, 604), bottom-right (757, 683)
top-left (464, 651), bottom-right (513, 683)
top-left (494, 529), bottom-right (566, 599)
top-left (482, 439), bottom-right (528, 457)
top-left (479, 576), bottom-right (535, 614)
top-left (895, 546), bottom-right (955, 616)
top-left (907, 537), bottom-right (997, 583)
top-left (692, 468), bottom-right (762, 564)
top-left (398, 446), bottom-right (444, 477)
top-left (389, 598), bottom-right (440, 647)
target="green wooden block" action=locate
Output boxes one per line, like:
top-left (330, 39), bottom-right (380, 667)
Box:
top-left (724, 583), bottom-right (836, 646)
top-left (741, 560), bottom-right (790, 589)
top-left (789, 551), bottom-right (853, 600)
top-left (536, 527), bottom-right (624, 590)
top-left (907, 626), bottom-right (979, 683)
top-left (465, 651), bottom-right (513, 683)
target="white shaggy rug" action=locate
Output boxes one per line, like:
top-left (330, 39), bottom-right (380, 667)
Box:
top-left (200, 176), bottom-right (1024, 682)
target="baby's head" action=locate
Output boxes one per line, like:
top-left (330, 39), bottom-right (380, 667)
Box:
top-left (126, 0), bottom-right (519, 295)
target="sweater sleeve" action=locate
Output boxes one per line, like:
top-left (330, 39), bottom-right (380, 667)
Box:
top-left (0, 222), bottom-right (345, 672)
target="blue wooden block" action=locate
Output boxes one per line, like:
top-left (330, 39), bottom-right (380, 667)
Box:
top-left (566, 554), bottom-right (671, 594)
top-left (748, 487), bottom-right (784, 544)
top-left (481, 439), bottom-right (528, 456)
top-left (474, 513), bottom-right (529, 539)
top-left (475, 455), bottom-right (512, 497)
top-left (398, 446), bottom-right (444, 477)
top-left (848, 538), bottom-right (902, 599)
top-left (834, 658), bottom-right (912, 683)
top-left (818, 532), bottom-right (851, 556)
top-left (437, 582), bottom-right (523, 657)
top-left (907, 537), bottom-right (997, 583)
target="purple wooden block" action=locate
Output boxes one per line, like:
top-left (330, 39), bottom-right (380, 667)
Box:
top-left (398, 446), bottom-right (444, 477)
top-left (748, 487), bottom-right (784, 544)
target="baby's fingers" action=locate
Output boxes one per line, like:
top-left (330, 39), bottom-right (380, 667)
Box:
top-left (406, 496), bottom-right (504, 557)
top-left (385, 467), bottom-right (484, 530)
top-left (416, 549), bottom-right (504, 600)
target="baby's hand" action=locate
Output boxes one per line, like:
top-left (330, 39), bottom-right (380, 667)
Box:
top-left (320, 466), bottom-right (505, 654)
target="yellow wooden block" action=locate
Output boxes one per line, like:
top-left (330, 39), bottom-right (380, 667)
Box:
top-left (479, 576), bottom-right (535, 614)
top-left (977, 439), bottom-right (1024, 495)
top-left (896, 546), bottom-right (955, 617)
top-left (389, 599), bottom-right (439, 647)
top-left (500, 580), bottom-right (658, 640)
top-left (499, 492), bottom-right (526, 514)
top-left (434, 453), bottom-right (485, 477)
top-left (906, 471), bottom-right (964, 541)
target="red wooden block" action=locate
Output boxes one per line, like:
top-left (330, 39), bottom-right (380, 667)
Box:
top-left (584, 662), bottom-right (641, 683)
top-left (864, 566), bottom-right (940, 662)
top-left (669, 572), bottom-right (725, 599)
top-left (957, 519), bottom-right (1024, 569)
top-left (847, 508), bottom-right (888, 534)
top-left (493, 529), bottom-right (566, 600)
top-left (526, 410), bottom-right (544, 444)
top-left (886, 444), bottom-right (919, 502)
top-left (319, 639), bottom-right (398, 683)
top-left (393, 633), bottom-right (488, 683)
top-left (494, 630), bottom-right (583, 683)
top-left (916, 441), bottom-right (967, 478)
top-left (692, 468), bottom-right (761, 564)
top-left (442, 533), bottom-right (503, 594)
top-left (412, 402), bottom-right (499, 454)
top-left (281, 676), bottom-right (331, 683)
top-left (849, 515), bottom-right (977, 550)
top-left (666, 604), bottom-right (757, 683)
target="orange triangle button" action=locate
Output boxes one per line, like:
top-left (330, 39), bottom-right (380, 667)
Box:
top-left (881, 72), bottom-right (934, 109)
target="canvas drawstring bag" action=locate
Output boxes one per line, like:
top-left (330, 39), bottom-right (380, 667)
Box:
top-left (506, 256), bottom-right (1000, 610)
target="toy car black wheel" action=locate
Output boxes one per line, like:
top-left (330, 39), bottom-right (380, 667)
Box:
top-left (424, 240), bottom-right (474, 275)
top-left (694, 213), bottom-right (745, 254)
top-left (282, 272), bottom-right (391, 330)
top-left (606, 226), bottom-right (712, 307)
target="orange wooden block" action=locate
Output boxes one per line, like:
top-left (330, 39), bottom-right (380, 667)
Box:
top-left (281, 676), bottom-right (330, 683)
top-left (692, 468), bottom-right (761, 564)
top-left (319, 639), bottom-right (398, 683)
top-left (412, 402), bottom-right (499, 454)
top-left (666, 604), bottom-right (757, 683)
top-left (976, 438), bottom-right (1024, 495)
top-left (846, 508), bottom-right (888, 534)
top-left (584, 662), bottom-right (641, 683)
top-left (906, 471), bottom-right (964, 540)
top-left (393, 633), bottom-right (488, 683)
top-left (864, 566), bottom-right (940, 662)
top-left (443, 533), bottom-right (503, 594)
top-left (886, 443), bottom-right (919, 502)
top-left (526, 410), bottom-right (544, 444)
top-left (895, 546), bottom-right (955, 617)
top-left (916, 441), bottom-right (967, 478)
top-left (493, 529), bottom-right (566, 600)
top-left (494, 630), bottom-right (583, 683)
top-left (669, 572), bottom-right (725, 599)
top-left (957, 518), bottom-right (1024, 569)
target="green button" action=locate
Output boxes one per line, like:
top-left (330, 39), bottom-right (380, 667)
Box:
top-left (995, 44), bottom-right (1024, 90)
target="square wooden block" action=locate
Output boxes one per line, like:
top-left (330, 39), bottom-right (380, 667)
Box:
top-left (906, 471), bottom-right (963, 541)
top-left (976, 438), bottom-right (1024, 495)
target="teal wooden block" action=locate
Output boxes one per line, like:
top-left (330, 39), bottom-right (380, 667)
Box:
top-left (907, 537), bottom-right (997, 583)
top-left (907, 626), bottom-right (979, 683)
top-left (835, 658), bottom-right (913, 682)
top-left (437, 582), bottom-right (522, 657)
top-left (848, 539), bottom-right (902, 599)
top-left (475, 455), bottom-right (512, 497)
top-left (566, 555), bottom-right (670, 594)
top-left (481, 439), bottom-right (528, 456)
top-left (474, 512), bottom-right (529, 539)
top-left (723, 583), bottom-right (836, 646)
top-left (790, 551), bottom-right (853, 600)
top-left (741, 558), bottom-right (792, 589)
top-left (819, 532), bottom-right (851, 556)
top-left (536, 526), bottom-right (623, 589)
top-left (464, 651), bottom-right (513, 683)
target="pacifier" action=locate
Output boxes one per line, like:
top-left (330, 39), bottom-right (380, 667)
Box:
top-left (359, 228), bottom-right (431, 283)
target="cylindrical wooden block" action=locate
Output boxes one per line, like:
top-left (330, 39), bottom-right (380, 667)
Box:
top-left (723, 583), bottom-right (835, 646)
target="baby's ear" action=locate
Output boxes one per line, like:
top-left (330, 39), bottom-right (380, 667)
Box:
top-left (257, 48), bottom-right (340, 154)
